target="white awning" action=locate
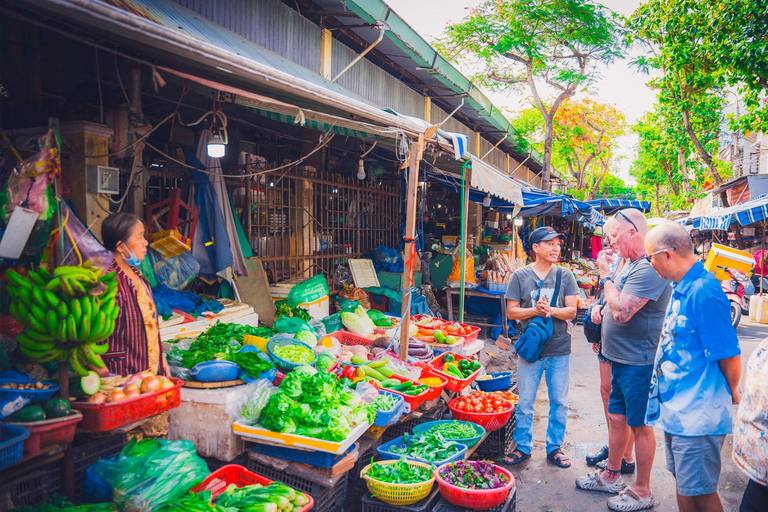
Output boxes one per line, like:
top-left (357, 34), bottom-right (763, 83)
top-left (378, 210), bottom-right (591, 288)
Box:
top-left (469, 155), bottom-right (524, 206)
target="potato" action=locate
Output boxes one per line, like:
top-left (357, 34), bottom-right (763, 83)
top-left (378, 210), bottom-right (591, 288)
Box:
top-left (35, 382), bottom-right (44, 389)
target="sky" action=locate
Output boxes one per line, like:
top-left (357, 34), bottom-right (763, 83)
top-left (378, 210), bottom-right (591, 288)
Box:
top-left (384, 0), bottom-right (656, 185)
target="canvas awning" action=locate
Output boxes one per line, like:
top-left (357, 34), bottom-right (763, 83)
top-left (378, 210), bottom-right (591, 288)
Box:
top-left (692, 194), bottom-right (768, 231)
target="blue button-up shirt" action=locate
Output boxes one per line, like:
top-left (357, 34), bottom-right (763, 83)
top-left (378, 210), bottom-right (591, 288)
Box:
top-left (646, 261), bottom-right (741, 436)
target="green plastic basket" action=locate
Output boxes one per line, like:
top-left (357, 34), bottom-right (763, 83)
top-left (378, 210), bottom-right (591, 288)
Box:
top-left (412, 420), bottom-right (485, 447)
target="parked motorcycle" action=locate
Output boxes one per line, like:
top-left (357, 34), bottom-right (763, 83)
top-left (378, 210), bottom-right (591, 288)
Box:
top-left (720, 267), bottom-right (755, 328)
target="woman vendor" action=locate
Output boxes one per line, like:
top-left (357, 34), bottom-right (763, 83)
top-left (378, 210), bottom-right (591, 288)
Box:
top-left (98, 212), bottom-right (169, 377)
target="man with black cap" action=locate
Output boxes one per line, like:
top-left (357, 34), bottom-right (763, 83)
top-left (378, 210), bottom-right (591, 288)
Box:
top-left (503, 226), bottom-right (579, 468)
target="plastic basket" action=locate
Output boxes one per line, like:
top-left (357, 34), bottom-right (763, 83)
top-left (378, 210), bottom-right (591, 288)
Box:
top-left (378, 374), bottom-right (430, 414)
top-left (412, 420), bottom-right (485, 447)
top-left (192, 464), bottom-right (314, 511)
top-left (73, 433), bottom-right (127, 503)
top-left (433, 487), bottom-right (516, 512)
top-left (360, 460), bottom-right (435, 506)
top-left (435, 461), bottom-right (515, 511)
top-left (238, 346), bottom-right (277, 384)
top-left (417, 374), bottom-right (448, 402)
top-left (71, 377), bottom-right (182, 432)
top-left (377, 435), bottom-right (467, 466)
top-left (475, 372), bottom-right (514, 392)
top-left (267, 336), bottom-right (317, 370)
top-left (447, 397), bottom-right (514, 433)
top-left (426, 353), bottom-right (481, 393)
top-left (249, 441), bottom-right (356, 468)
top-left (10, 458), bottom-right (62, 506)
top-left (474, 417), bottom-right (516, 459)
top-left (0, 424), bottom-right (28, 470)
top-left (440, 322), bottom-right (481, 343)
top-left (373, 389), bottom-right (405, 427)
top-left (6, 411), bottom-right (82, 455)
top-left (327, 330), bottom-right (374, 347)
top-left (362, 486), bottom-right (440, 512)
top-left (0, 378), bottom-right (59, 403)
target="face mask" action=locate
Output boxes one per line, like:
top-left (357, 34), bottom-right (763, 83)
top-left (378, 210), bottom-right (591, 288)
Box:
top-left (120, 249), bottom-right (142, 266)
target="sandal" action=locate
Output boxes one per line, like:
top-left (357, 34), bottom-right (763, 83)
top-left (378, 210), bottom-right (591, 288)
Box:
top-left (597, 458), bottom-right (636, 474)
top-left (607, 487), bottom-right (658, 511)
top-left (586, 444), bottom-right (609, 466)
top-left (547, 448), bottom-right (571, 468)
top-left (501, 450), bottom-right (530, 466)
top-left (575, 470), bottom-right (625, 494)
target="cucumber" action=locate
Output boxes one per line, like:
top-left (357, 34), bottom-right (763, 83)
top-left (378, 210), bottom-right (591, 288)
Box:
top-left (7, 405), bottom-right (46, 422)
top-left (360, 365), bottom-right (387, 382)
top-left (350, 355), bottom-right (369, 365)
top-left (381, 378), bottom-right (402, 387)
top-left (391, 380), bottom-right (414, 391)
top-left (377, 366), bottom-right (394, 378)
top-left (43, 397), bottom-right (71, 418)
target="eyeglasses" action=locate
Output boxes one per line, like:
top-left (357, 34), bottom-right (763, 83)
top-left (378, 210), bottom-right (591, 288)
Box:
top-left (645, 247), bottom-right (676, 262)
top-left (616, 211), bottom-right (639, 233)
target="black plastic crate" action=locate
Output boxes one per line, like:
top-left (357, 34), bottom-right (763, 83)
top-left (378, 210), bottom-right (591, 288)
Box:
top-left (11, 459), bottom-right (63, 507)
top-left (247, 457), bottom-right (348, 512)
top-left (361, 486), bottom-right (440, 512)
top-left (72, 433), bottom-right (127, 503)
top-left (344, 479), bottom-right (369, 512)
top-left (433, 487), bottom-right (516, 512)
top-left (202, 452), bottom-right (247, 472)
top-left (353, 436), bottom-right (383, 479)
top-left (474, 418), bottom-right (516, 460)
top-left (381, 405), bottom-right (446, 443)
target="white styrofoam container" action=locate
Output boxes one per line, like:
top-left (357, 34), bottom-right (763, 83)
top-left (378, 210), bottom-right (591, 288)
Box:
top-left (270, 282), bottom-right (329, 320)
top-left (167, 385), bottom-right (250, 460)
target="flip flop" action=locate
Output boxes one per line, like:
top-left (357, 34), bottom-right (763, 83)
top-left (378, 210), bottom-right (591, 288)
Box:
top-left (501, 450), bottom-right (530, 466)
top-left (547, 448), bottom-right (571, 468)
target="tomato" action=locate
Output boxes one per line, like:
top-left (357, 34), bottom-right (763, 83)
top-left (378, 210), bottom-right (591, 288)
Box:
top-left (493, 400), bottom-right (502, 408)
top-left (455, 402), bottom-right (465, 411)
top-left (484, 406), bottom-right (494, 413)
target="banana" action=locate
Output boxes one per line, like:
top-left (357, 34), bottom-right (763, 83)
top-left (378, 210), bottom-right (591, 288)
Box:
top-left (45, 311), bottom-right (58, 335)
top-left (26, 269), bottom-right (46, 287)
top-left (7, 286), bottom-right (19, 301)
top-left (91, 341), bottom-right (109, 355)
top-left (19, 345), bottom-right (62, 364)
top-left (108, 307), bottom-right (119, 322)
top-left (43, 289), bottom-right (61, 310)
top-left (31, 287), bottom-right (48, 310)
top-left (99, 272), bottom-right (117, 283)
top-left (28, 314), bottom-right (47, 335)
top-left (6, 269), bottom-right (32, 290)
top-left (45, 276), bottom-right (62, 292)
top-left (56, 300), bottom-right (69, 321)
top-left (89, 301), bottom-right (100, 330)
top-left (69, 280), bottom-right (86, 297)
top-left (60, 278), bottom-right (75, 298)
top-left (9, 302), bottom-right (19, 322)
top-left (17, 285), bottom-right (32, 306)
top-left (70, 298), bottom-right (82, 318)
top-left (17, 332), bottom-right (57, 352)
top-left (37, 266), bottom-right (52, 281)
top-left (25, 327), bottom-right (57, 343)
top-left (69, 349), bottom-right (88, 376)
top-left (53, 266), bottom-right (92, 278)
top-left (79, 344), bottom-right (105, 369)
top-left (57, 321), bottom-right (68, 343)
top-left (100, 302), bottom-right (116, 319)
top-left (66, 316), bottom-right (78, 342)
top-left (30, 303), bottom-right (47, 324)
top-left (16, 302), bottom-right (31, 327)
top-left (78, 314), bottom-right (91, 342)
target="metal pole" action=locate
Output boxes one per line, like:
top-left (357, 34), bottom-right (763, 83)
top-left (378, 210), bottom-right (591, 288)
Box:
top-left (459, 160), bottom-right (471, 323)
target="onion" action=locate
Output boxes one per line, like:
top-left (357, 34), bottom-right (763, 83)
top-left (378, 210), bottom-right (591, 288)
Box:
top-left (140, 375), bottom-right (162, 394)
top-left (123, 384), bottom-right (141, 398)
top-left (87, 393), bottom-right (107, 404)
top-left (107, 390), bottom-right (126, 403)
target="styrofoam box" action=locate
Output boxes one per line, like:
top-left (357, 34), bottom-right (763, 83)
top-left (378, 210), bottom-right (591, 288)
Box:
top-left (270, 281), bottom-right (329, 320)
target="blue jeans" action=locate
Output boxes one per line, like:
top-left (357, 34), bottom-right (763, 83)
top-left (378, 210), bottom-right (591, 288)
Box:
top-left (513, 355), bottom-right (570, 456)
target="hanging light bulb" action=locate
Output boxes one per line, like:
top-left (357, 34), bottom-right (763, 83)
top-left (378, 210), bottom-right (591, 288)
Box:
top-left (506, 214), bottom-right (512, 220)
top-left (483, 194), bottom-right (491, 207)
top-left (357, 159), bottom-right (366, 180)
top-left (206, 131), bottom-right (226, 158)
top-left (514, 217), bottom-right (524, 227)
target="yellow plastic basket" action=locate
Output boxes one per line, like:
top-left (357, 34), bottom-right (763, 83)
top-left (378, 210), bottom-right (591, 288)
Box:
top-left (361, 460), bottom-right (435, 506)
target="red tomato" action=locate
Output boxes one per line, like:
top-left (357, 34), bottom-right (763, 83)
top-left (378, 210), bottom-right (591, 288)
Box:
top-left (484, 407), bottom-right (494, 413)
top-left (455, 402), bottom-right (465, 411)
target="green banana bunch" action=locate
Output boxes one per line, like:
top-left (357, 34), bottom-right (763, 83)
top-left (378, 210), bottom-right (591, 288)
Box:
top-left (6, 262), bottom-right (120, 376)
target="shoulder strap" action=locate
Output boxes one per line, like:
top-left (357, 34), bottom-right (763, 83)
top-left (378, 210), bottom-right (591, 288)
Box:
top-left (550, 267), bottom-right (562, 307)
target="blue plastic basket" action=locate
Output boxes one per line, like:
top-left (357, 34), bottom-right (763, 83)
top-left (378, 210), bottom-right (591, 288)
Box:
top-left (475, 372), bottom-right (514, 392)
top-left (267, 336), bottom-right (316, 370)
top-left (412, 420), bottom-right (486, 447)
top-left (248, 441), bottom-right (357, 468)
top-left (377, 435), bottom-right (467, 466)
top-left (373, 390), bottom-right (405, 427)
top-left (0, 424), bottom-right (29, 470)
top-left (190, 361), bottom-right (241, 382)
top-left (237, 346), bottom-right (277, 383)
top-left (0, 379), bottom-right (59, 403)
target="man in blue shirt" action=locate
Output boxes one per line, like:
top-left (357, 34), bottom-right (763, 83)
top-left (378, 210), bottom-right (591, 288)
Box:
top-left (644, 222), bottom-right (742, 512)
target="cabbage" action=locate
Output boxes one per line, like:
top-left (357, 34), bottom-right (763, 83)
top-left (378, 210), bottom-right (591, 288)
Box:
top-left (341, 311), bottom-right (374, 337)
top-left (294, 330), bottom-right (318, 348)
top-left (354, 306), bottom-right (376, 332)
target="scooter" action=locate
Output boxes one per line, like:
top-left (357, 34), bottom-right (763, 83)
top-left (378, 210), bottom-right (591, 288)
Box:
top-left (721, 267), bottom-right (755, 328)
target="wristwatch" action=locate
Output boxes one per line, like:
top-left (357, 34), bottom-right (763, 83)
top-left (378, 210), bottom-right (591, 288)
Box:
top-left (599, 277), bottom-right (613, 287)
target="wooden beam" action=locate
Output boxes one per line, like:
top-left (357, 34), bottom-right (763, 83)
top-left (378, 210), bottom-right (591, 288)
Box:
top-left (399, 134), bottom-right (424, 361)
top-left (424, 96), bottom-right (431, 124)
top-left (506, 154), bottom-right (510, 174)
top-left (474, 132), bottom-right (481, 156)
top-left (320, 28), bottom-right (332, 80)
top-left (128, 66), bottom-right (145, 217)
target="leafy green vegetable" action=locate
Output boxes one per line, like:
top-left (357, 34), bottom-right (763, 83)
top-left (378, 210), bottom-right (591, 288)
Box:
top-left (273, 343), bottom-right (316, 364)
top-left (425, 421), bottom-right (479, 440)
top-left (155, 491), bottom-right (227, 512)
top-left (275, 301), bottom-right (312, 322)
top-left (341, 311), bottom-right (374, 337)
top-left (11, 495), bottom-right (116, 512)
top-left (215, 481), bottom-right (310, 511)
top-left (366, 458), bottom-right (433, 484)
top-left (181, 323), bottom-right (276, 368)
top-left (371, 393), bottom-right (399, 412)
top-left (232, 352), bottom-right (275, 378)
top-left (438, 460), bottom-right (510, 490)
top-left (389, 432), bottom-right (460, 463)
top-left (294, 330), bottom-right (318, 347)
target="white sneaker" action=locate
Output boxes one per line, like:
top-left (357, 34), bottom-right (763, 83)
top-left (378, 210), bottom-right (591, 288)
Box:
top-left (575, 471), bottom-right (625, 494)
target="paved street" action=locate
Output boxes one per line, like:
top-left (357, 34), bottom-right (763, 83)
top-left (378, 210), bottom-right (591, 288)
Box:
top-left (482, 317), bottom-right (766, 511)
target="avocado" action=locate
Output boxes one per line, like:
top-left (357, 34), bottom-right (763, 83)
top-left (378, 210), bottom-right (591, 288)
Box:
top-left (7, 404), bottom-right (46, 422)
top-left (43, 397), bottom-right (71, 418)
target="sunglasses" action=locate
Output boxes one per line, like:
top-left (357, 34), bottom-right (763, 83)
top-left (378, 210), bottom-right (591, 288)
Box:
top-left (616, 211), bottom-right (638, 233)
top-left (645, 247), bottom-right (676, 262)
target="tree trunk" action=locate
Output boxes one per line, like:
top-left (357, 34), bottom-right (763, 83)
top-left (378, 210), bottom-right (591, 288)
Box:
top-left (655, 183), bottom-right (661, 215)
top-left (662, 161), bottom-right (680, 195)
top-left (542, 120), bottom-right (554, 191)
top-left (678, 149), bottom-right (691, 194)
top-left (681, 108), bottom-right (722, 186)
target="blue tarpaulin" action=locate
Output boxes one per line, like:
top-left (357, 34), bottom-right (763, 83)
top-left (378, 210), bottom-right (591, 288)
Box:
top-left (586, 199), bottom-right (652, 214)
top-left (690, 194), bottom-right (768, 232)
top-left (152, 284), bottom-right (224, 317)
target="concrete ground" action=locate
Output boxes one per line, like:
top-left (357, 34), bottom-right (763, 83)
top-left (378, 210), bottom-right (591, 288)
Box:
top-left (478, 317), bottom-right (767, 512)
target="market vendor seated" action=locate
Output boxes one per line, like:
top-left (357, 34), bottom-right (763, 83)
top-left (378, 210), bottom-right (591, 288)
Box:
top-left (96, 212), bottom-right (169, 377)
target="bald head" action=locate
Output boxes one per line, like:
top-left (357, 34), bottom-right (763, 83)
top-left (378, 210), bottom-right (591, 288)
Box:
top-left (646, 222), bottom-right (694, 257)
top-left (613, 208), bottom-right (648, 236)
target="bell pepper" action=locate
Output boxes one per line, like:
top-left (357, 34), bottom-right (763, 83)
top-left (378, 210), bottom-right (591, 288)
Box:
top-left (342, 365), bottom-right (357, 380)
top-left (458, 359), bottom-right (471, 371)
top-left (470, 360), bottom-right (482, 371)
top-left (444, 353), bottom-right (455, 363)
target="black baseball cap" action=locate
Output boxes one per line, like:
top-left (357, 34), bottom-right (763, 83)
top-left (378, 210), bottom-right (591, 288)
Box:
top-left (530, 226), bottom-right (566, 244)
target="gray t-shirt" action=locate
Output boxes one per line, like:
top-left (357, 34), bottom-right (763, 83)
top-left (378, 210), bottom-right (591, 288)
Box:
top-left (506, 265), bottom-right (579, 358)
top-left (602, 258), bottom-right (672, 365)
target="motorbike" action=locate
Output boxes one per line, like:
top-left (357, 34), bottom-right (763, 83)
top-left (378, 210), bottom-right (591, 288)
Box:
top-left (720, 267), bottom-right (755, 328)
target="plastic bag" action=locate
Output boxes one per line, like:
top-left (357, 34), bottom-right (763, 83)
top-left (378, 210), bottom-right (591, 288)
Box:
top-left (321, 313), bottom-right (343, 333)
top-left (227, 379), bottom-right (277, 425)
top-left (339, 285), bottom-right (371, 309)
top-left (287, 274), bottom-right (328, 307)
top-left (91, 438), bottom-right (209, 512)
top-left (309, 318), bottom-right (326, 337)
top-left (336, 297), bottom-right (362, 313)
top-left (385, 354), bottom-right (422, 381)
top-left (274, 315), bottom-right (315, 334)
top-left (148, 249), bottom-right (200, 290)
top-left (53, 200), bottom-right (115, 270)
top-left (446, 254), bottom-right (477, 288)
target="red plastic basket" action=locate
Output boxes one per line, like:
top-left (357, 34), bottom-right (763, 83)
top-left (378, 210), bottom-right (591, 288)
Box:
top-left (327, 330), bottom-right (374, 347)
top-left (447, 397), bottom-right (514, 433)
top-left (426, 353), bottom-right (481, 393)
top-left (378, 374), bottom-right (430, 414)
top-left (191, 464), bottom-right (314, 511)
top-left (71, 378), bottom-right (182, 432)
top-left (7, 411), bottom-right (82, 455)
top-left (417, 373), bottom-right (448, 402)
top-left (435, 461), bottom-right (515, 510)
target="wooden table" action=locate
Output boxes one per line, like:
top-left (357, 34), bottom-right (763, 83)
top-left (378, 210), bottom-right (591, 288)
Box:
top-left (443, 287), bottom-right (509, 338)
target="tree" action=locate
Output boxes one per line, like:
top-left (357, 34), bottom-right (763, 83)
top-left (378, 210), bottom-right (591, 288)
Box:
top-left (514, 98), bottom-right (626, 198)
top-left (437, 0), bottom-right (624, 190)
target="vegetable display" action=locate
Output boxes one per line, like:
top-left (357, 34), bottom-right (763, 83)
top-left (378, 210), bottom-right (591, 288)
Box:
top-left (196, 323), bottom-right (276, 345)
top-left (441, 354), bottom-right (481, 379)
top-left (340, 306), bottom-right (376, 337)
top-left (380, 379), bottom-right (428, 396)
top-left (272, 343), bottom-right (315, 364)
top-left (0, 380), bottom-right (53, 390)
top-left (366, 309), bottom-right (393, 327)
top-left (215, 481), bottom-right (310, 512)
top-left (389, 432), bottom-right (460, 462)
top-left (366, 458), bottom-right (433, 484)
top-left (156, 491), bottom-right (226, 512)
top-left (232, 352), bottom-right (275, 378)
top-left (10, 495), bottom-right (116, 512)
top-left (452, 391), bottom-right (514, 414)
top-left (438, 460), bottom-right (510, 490)
top-left (259, 369), bottom-right (373, 441)
top-left (275, 301), bottom-right (312, 322)
top-left (423, 421), bottom-right (479, 440)
top-left (371, 393), bottom-right (399, 412)
top-left (6, 264), bottom-right (117, 375)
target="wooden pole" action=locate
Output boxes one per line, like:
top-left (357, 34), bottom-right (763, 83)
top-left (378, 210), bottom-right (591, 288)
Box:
top-left (761, 223), bottom-right (766, 296)
top-left (399, 134), bottom-right (424, 361)
top-left (459, 161), bottom-right (472, 323)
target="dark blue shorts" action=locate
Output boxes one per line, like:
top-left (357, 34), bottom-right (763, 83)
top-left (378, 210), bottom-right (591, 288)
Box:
top-left (608, 362), bottom-right (654, 427)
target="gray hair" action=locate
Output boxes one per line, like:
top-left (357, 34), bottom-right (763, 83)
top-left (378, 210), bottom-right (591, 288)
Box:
top-left (646, 222), bottom-right (694, 256)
